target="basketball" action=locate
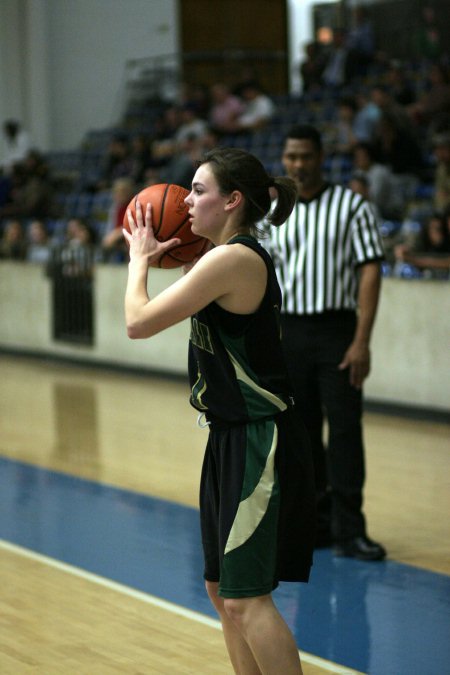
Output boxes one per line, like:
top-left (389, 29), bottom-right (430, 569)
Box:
top-left (123, 183), bottom-right (209, 269)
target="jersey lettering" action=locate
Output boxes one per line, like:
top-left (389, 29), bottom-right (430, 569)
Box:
top-left (190, 318), bottom-right (214, 354)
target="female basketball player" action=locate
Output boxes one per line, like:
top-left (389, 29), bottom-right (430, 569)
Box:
top-left (124, 148), bottom-right (316, 675)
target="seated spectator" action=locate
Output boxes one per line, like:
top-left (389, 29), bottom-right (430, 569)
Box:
top-left (160, 127), bottom-right (220, 191)
top-left (327, 96), bottom-right (359, 155)
top-left (26, 219), bottom-right (52, 264)
top-left (414, 4), bottom-right (444, 62)
top-left (58, 217), bottom-right (97, 277)
top-left (151, 105), bottom-right (182, 159)
top-left (174, 103), bottom-right (208, 144)
top-left (394, 212), bottom-right (450, 279)
top-left (1, 119), bottom-right (31, 174)
top-left (370, 84), bottom-right (415, 135)
top-left (0, 150), bottom-right (55, 220)
top-left (408, 63), bottom-right (450, 133)
top-left (353, 90), bottom-right (382, 144)
top-left (431, 131), bottom-right (450, 213)
top-left (230, 80), bottom-right (276, 133)
top-left (349, 171), bottom-right (381, 218)
top-left (208, 82), bottom-right (245, 135)
top-left (0, 218), bottom-right (27, 260)
top-left (101, 177), bottom-right (135, 263)
top-left (353, 142), bottom-right (405, 219)
top-left (152, 104), bottom-right (208, 161)
top-left (385, 61), bottom-right (416, 107)
top-left (178, 82), bottom-right (211, 120)
top-left (129, 134), bottom-right (154, 187)
top-left (96, 134), bottom-right (133, 190)
top-left (372, 111), bottom-right (425, 201)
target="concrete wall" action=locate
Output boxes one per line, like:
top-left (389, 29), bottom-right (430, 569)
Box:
top-left (0, 0), bottom-right (179, 152)
top-left (0, 262), bottom-right (449, 413)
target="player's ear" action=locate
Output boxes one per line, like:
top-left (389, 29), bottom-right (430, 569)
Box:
top-left (224, 190), bottom-right (243, 212)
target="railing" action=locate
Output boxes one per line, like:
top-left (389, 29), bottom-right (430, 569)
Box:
top-left (115, 49), bottom-right (288, 124)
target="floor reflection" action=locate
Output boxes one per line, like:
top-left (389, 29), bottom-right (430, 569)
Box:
top-left (52, 382), bottom-right (100, 472)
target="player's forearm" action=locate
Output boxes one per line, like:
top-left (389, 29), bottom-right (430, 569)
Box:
top-left (125, 258), bottom-right (151, 338)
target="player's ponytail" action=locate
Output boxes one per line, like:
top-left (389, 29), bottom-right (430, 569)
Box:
top-left (266, 176), bottom-right (297, 227)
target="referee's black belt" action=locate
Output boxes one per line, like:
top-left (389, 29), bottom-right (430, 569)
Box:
top-left (282, 309), bottom-right (356, 323)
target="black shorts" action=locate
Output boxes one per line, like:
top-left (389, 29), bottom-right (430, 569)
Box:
top-left (200, 417), bottom-right (281, 599)
top-left (200, 408), bottom-right (316, 598)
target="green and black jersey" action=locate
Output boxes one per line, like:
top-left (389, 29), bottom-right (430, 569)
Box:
top-left (188, 235), bottom-right (293, 423)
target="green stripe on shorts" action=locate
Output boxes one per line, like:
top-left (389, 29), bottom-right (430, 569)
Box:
top-left (219, 419), bottom-right (280, 598)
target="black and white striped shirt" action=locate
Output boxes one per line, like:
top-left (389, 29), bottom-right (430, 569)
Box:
top-left (266, 184), bottom-right (384, 315)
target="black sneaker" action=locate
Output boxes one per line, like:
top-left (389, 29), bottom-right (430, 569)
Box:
top-left (333, 536), bottom-right (387, 561)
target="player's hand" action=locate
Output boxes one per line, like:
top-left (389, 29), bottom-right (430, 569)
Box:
top-left (123, 200), bottom-right (181, 265)
top-left (338, 340), bottom-right (371, 389)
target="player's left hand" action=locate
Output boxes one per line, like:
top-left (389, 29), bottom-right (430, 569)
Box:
top-left (338, 340), bottom-right (371, 389)
top-left (123, 200), bottom-right (181, 265)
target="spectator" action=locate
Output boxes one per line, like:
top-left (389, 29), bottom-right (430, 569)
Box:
top-left (327, 96), bottom-right (359, 155)
top-left (174, 103), bottom-right (209, 145)
top-left (0, 218), bottom-right (27, 260)
top-left (414, 4), bottom-right (443, 62)
top-left (59, 217), bottom-right (97, 277)
top-left (232, 80), bottom-right (276, 133)
top-left (26, 219), bottom-right (52, 264)
top-left (321, 29), bottom-right (351, 91)
top-left (432, 131), bottom-right (450, 213)
top-left (408, 63), bottom-right (450, 132)
top-left (264, 124), bottom-right (386, 561)
top-left (385, 61), bottom-right (416, 107)
top-left (349, 171), bottom-right (383, 222)
top-left (0, 150), bottom-right (55, 220)
top-left (208, 82), bottom-right (245, 135)
top-left (1, 119), bottom-right (31, 174)
top-left (96, 134), bottom-right (133, 190)
top-left (299, 41), bottom-right (325, 93)
top-left (373, 111), bottom-right (425, 192)
top-left (353, 142), bottom-right (404, 219)
top-left (345, 6), bottom-right (376, 80)
top-left (161, 127), bottom-right (221, 191)
top-left (129, 134), bottom-right (154, 187)
top-left (101, 177), bottom-right (135, 262)
top-left (150, 105), bottom-right (182, 164)
top-left (153, 103), bottom-right (208, 163)
top-left (353, 90), bottom-right (382, 145)
top-left (394, 212), bottom-right (450, 279)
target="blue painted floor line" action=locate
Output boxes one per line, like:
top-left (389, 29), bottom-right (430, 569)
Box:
top-left (1, 457), bottom-right (449, 675)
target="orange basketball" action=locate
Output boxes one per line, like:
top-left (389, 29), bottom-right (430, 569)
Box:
top-left (123, 183), bottom-right (209, 269)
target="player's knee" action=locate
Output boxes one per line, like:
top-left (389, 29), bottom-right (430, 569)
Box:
top-left (223, 597), bottom-right (249, 630)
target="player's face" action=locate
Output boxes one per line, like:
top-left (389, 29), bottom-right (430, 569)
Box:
top-left (282, 138), bottom-right (323, 194)
top-left (185, 164), bottom-right (228, 239)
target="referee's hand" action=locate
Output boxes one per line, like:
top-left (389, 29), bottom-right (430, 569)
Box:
top-left (338, 341), bottom-right (371, 389)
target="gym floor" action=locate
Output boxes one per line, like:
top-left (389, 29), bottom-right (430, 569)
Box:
top-left (1, 355), bottom-right (449, 674)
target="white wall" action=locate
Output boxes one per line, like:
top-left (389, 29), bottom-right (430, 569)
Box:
top-left (0, 263), bottom-right (449, 414)
top-left (0, 0), bottom-right (179, 153)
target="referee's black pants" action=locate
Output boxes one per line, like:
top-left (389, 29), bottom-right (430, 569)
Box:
top-left (281, 311), bottom-right (366, 543)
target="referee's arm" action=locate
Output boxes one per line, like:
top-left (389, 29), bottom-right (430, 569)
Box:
top-left (338, 260), bottom-right (381, 389)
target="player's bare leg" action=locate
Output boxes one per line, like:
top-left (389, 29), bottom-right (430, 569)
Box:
top-left (206, 582), bottom-right (303, 675)
top-left (206, 581), bottom-right (262, 674)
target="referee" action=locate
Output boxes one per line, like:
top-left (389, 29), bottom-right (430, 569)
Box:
top-left (266, 124), bottom-right (386, 561)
